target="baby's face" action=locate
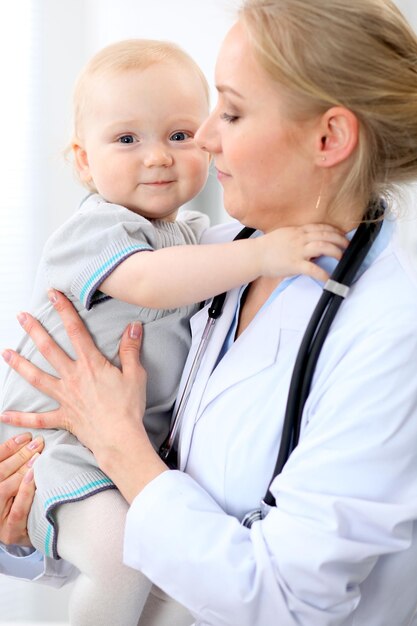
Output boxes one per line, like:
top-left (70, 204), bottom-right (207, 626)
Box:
top-left (74, 62), bottom-right (210, 221)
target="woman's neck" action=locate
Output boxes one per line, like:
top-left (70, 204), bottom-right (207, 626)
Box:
top-left (259, 195), bottom-right (366, 235)
top-left (236, 276), bottom-right (282, 338)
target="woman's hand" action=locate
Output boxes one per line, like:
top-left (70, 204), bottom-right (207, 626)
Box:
top-left (1, 290), bottom-right (167, 502)
top-left (0, 434), bottom-right (43, 547)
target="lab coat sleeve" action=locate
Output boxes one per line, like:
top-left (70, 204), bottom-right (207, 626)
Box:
top-left (125, 471), bottom-right (292, 625)
top-left (123, 314), bottom-right (417, 625)
top-left (126, 471), bottom-right (360, 625)
top-left (0, 544), bottom-right (78, 587)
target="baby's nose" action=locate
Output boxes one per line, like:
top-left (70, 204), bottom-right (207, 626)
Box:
top-left (143, 144), bottom-right (173, 167)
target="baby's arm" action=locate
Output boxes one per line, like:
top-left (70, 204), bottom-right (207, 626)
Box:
top-left (100, 224), bottom-right (348, 309)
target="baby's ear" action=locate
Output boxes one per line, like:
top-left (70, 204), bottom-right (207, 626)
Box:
top-left (72, 141), bottom-right (93, 183)
top-left (315, 106), bottom-right (359, 167)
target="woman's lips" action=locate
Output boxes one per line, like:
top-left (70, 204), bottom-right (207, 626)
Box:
top-left (216, 168), bottom-right (231, 181)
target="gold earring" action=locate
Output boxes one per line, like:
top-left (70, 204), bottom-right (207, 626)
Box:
top-left (315, 190), bottom-right (322, 211)
top-left (315, 172), bottom-right (325, 211)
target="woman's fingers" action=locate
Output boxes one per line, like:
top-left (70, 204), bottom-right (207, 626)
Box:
top-left (0, 433), bottom-right (32, 463)
top-left (46, 290), bottom-right (100, 361)
top-left (16, 290), bottom-right (100, 369)
top-left (2, 348), bottom-right (61, 399)
top-left (9, 467), bottom-right (36, 545)
top-left (15, 310), bottom-right (73, 375)
top-left (0, 435), bottom-right (44, 478)
top-left (119, 323), bottom-right (145, 378)
top-left (0, 435), bottom-right (42, 546)
top-left (1, 409), bottom-right (62, 431)
top-left (0, 468), bottom-right (36, 547)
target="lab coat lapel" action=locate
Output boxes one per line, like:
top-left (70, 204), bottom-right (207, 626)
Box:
top-left (178, 277), bottom-right (321, 469)
top-left (177, 287), bottom-right (244, 466)
top-left (194, 289), bottom-right (284, 419)
top-left (190, 277), bottom-right (322, 420)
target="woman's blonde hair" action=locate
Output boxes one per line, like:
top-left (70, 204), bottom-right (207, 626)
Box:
top-left (69, 39), bottom-right (210, 190)
top-left (240, 0), bottom-right (417, 216)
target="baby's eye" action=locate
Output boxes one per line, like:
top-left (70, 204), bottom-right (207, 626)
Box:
top-left (170, 131), bottom-right (191, 142)
top-left (118, 135), bottom-right (136, 144)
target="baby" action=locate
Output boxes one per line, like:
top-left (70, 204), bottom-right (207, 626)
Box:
top-left (0, 39), bottom-right (345, 625)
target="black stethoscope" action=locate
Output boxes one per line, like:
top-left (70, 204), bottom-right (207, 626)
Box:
top-left (159, 201), bottom-right (384, 528)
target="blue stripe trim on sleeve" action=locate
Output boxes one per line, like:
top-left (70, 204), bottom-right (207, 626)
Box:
top-left (44, 477), bottom-right (114, 556)
top-left (44, 478), bottom-right (114, 509)
top-left (79, 244), bottom-right (152, 304)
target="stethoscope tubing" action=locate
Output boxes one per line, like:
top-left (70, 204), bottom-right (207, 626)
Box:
top-left (159, 316), bottom-right (216, 466)
top-left (265, 207), bottom-right (384, 506)
top-left (158, 208), bottom-right (384, 524)
top-left (159, 227), bottom-right (255, 467)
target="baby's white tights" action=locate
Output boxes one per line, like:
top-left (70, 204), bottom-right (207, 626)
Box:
top-left (139, 585), bottom-right (195, 626)
top-left (55, 489), bottom-right (192, 626)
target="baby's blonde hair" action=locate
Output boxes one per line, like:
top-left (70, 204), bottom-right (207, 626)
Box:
top-left (70, 39), bottom-right (210, 190)
top-left (240, 0), bottom-right (417, 216)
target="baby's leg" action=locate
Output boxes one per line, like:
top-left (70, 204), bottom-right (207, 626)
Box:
top-left (56, 489), bottom-right (152, 626)
top-left (138, 585), bottom-right (194, 626)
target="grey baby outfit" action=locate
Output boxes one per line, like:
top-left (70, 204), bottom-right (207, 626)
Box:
top-left (0, 193), bottom-right (209, 558)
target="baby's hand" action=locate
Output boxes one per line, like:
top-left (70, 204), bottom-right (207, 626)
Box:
top-left (258, 224), bottom-right (349, 282)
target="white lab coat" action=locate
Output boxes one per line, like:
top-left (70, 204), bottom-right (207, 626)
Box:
top-left (2, 218), bottom-right (417, 626)
top-left (123, 218), bottom-right (417, 625)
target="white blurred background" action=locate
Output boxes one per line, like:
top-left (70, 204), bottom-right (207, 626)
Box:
top-left (0, 0), bottom-right (416, 622)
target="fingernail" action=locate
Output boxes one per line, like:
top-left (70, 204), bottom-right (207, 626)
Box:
top-left (23, 468), bottom-right (34, 484)
top-left (129, 322), bottom-right (142, 339)
top-left (14, 433), bottom-right (31, 444)
top-left (27, 452), bottom-right (40, 468)
top-left (1, 413), bottom-right (11, 423)
top-left (48, 289), bottom-right (58, 304)
top-left (27, 436), bottom-right (43, 450)
top-left (1, 350), bottom-right (12, 363)
top-left (17, 312), bottom-right (27, 326)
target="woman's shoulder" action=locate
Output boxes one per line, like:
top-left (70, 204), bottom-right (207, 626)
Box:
top-left (343, 230), bottom-right (417, 334)
top-left (370, 224), bottom-right (417, 297)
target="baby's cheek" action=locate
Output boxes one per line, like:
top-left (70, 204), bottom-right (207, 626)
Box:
top-left (188, 153), bottom-right (210, 187)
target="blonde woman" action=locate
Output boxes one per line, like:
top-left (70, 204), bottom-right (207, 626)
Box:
top-left (2, 1), bottom-right (417, 624)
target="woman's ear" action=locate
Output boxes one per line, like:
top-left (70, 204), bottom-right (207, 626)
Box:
top-left (315, 107), bottom-right (359, 167)
top-left (72, 141), bottom-right (93, 183)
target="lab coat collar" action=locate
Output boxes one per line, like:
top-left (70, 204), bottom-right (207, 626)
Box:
top-left (177, 289), bottom-right (239, 466)
top-left (178, 286), bottom-right (285, 468)
top-left (314, 215), bottom-right (394, 287)
top-left (178, 276), bottom-right (323, 469)
top-left (189, 283), bottom-right (284, 408)
top-left (178, 216), bottom-right (393, 468)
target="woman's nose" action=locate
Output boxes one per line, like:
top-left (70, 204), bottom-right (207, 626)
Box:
top-left (143, 145), bottom-right (173, 168)
top-left (195, 112), bottom-right (218, 154)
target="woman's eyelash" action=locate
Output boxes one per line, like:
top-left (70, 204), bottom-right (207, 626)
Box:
top-left (220, 113), bottom-right (239, 123)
